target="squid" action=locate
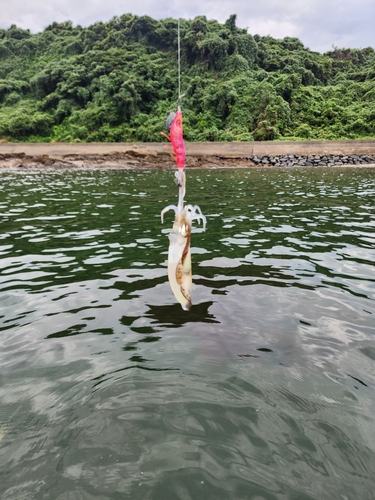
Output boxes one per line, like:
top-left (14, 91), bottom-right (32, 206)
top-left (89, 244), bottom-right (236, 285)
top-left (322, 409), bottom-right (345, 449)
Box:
top-left (161, 167), bottom-right (206, 311)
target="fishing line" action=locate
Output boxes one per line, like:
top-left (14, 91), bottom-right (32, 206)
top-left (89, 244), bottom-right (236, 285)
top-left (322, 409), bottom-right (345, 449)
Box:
top-left (178, 18), bottom-right (181, 109)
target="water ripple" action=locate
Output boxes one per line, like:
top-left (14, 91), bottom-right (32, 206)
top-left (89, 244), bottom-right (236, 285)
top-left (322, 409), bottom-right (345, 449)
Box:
top-left (1, 168), bottom-right (375, 499)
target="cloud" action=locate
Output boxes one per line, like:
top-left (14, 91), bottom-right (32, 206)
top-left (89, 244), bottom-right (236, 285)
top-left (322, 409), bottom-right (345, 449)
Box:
top-left (244, 19), bottom-right (301, 40)
top-left (1, 0), bottom-right (374, 53)
top-left (297, 0), bottom-right (375, 51)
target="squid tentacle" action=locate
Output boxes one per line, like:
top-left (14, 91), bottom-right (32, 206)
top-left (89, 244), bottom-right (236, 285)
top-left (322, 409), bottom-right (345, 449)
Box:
top-left (184, 204), bottom-right (207, 228)
top-left (161, 204), bottom-right (177, 223)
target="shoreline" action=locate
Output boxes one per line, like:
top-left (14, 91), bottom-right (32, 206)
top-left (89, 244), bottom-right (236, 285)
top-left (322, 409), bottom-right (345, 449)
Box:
top-left (1, 140), bottom-right (375, 169)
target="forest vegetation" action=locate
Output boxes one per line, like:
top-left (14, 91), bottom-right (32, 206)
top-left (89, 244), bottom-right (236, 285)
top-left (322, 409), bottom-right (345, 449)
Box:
top-left (0, 14), bottom-right (375, 142)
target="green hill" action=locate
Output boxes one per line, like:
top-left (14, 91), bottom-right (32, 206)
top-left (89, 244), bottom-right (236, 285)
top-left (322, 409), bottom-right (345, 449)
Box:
top-left (1, 14), bottom-right (375, 142)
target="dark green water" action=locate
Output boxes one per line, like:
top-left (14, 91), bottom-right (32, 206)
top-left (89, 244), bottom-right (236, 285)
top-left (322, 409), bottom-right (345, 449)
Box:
top-left (1, 167), bottom-right (375, 500)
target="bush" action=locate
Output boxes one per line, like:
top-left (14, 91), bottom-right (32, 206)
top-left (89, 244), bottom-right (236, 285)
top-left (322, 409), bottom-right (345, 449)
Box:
top-left (0, 14), bottom-right (374, 142)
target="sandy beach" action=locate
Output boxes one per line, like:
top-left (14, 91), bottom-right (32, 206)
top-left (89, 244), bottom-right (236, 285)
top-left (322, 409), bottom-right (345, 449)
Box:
top-left (1, 140), bottom-right (375, 169)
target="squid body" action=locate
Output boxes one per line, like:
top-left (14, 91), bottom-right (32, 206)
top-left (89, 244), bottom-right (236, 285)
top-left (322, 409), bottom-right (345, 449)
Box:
top-left (161, 170), bottom-right (206, 310)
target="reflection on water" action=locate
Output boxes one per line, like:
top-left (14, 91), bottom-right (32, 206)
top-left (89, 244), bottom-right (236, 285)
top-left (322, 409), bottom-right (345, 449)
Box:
top-left (1, 167), bottom-right (375, 499)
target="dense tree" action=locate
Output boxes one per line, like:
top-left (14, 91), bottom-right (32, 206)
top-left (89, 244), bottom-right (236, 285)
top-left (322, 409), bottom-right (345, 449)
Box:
top-left (0, 13), bottom-right (374, 142)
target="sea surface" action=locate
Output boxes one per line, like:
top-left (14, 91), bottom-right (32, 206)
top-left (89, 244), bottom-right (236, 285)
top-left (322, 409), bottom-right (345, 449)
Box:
top-left (1, 166), bottom-right (375, 500)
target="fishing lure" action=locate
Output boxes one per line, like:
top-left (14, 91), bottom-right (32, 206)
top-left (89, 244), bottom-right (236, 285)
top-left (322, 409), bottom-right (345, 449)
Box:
top-left (161, 169), bottom-right (206, 310)
top-left (161, 109), bottom-right (186, 170)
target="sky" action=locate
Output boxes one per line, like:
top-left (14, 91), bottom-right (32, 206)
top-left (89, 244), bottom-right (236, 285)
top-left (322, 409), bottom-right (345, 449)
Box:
top-left (1, 0), bottom-right (375, 53)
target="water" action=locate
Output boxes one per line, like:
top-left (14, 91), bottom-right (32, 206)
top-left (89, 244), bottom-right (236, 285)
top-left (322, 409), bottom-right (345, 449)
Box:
top-left (1, 167), bottom-right (375, 500)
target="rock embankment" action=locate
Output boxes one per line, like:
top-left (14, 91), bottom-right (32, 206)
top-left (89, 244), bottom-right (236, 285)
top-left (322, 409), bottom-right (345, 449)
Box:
top-left (249, 153), bottom-right (375, 167)
top-left (1, 149), bottom-right (375, 169)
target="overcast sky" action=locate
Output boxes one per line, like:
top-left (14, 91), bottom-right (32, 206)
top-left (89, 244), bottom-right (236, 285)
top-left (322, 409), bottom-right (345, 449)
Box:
top-left (1, 0), bottom-right (374, 53)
